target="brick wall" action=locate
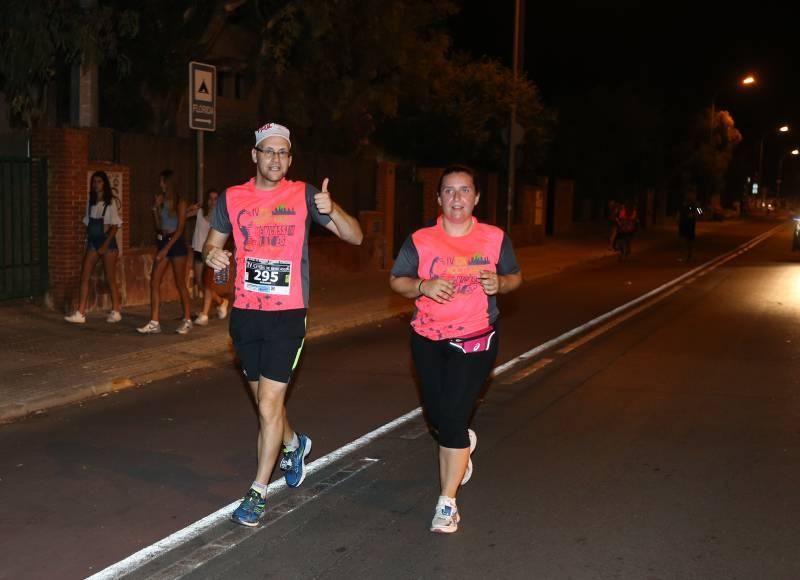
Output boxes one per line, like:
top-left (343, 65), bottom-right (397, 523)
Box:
top-left (31, 128), bottom-right (90, 310)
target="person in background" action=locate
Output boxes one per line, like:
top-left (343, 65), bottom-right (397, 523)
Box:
top-left (678, 191), bottom-right (699, 262)
top-left (608, 199), bottom-right (621, 250)
top-left (137, 169), bottom-right (193, 335)
top-left (64, 171), bottom-right (123, 324)
top-left (614, 199), bottom-right (639, 257)
top-left (190, 188), bottom-right (229, 326)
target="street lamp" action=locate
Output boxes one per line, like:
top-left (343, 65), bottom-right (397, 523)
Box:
top-left (506, 0), bottom-right (522, 233)
top-left (777, 148), bottom-right (800, 197)
top-left (742, 75), bottom-right (756, 85)
top-left (758, 124), bottom-right (791, 203)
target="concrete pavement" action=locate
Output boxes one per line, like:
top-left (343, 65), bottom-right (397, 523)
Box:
top-left (0, 222), bottom-right (702, 423)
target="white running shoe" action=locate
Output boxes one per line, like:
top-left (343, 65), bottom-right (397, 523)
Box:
top-left (137, 320), bottom-right (162, 334)
top-left (217, 298), bottom-right (229, 320)
top-left (194, 313), bottom-right (209, 326)
top-left (64, 311), bottom-right (86, 324)
top-left (461, 429), bottom-right (477, 485)
top-left (176, 319), bottom-right (193, 335)
top-left (106, 310), bottom-right (122, 323)
top-left (430, 498), bottom-right (460, 534)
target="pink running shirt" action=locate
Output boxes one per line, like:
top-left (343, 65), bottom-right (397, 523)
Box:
top-left (391, 217), bottom-right (520, 340)
top-left (211, 178), bottom-right (331, 311)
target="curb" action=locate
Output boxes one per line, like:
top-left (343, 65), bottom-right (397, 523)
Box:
top-left (0, 220), bottom-right (753, 424)
top-left (0, 306), bottom-right (414, 424)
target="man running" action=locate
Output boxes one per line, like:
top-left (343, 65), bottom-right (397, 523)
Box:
top-left (204, 123), bottom-right (363, 526)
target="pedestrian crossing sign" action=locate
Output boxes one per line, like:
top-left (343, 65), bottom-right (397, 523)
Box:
top-left (189, 61), bottom-right (216, 131)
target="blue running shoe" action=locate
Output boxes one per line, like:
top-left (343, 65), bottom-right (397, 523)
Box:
top-left (231, 488), bottom-right (266, 527)
top-left (279, 433), bottom-right (312, 488)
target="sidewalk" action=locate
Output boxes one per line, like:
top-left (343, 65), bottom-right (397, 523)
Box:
top-left (0, 222), bottom-right (692, 423)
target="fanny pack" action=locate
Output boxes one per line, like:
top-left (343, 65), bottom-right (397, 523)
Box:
top-left (448, 326), bottom-right (495, 354)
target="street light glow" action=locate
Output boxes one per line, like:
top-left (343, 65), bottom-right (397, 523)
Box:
top-left (742, 75), bottom-right (756, 85)
top-left (779, 125), bottom-right (790, 132)
top-left (792, 149), bottom-right (799, 155)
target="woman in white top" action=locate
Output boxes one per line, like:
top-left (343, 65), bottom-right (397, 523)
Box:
top-left (64, 171), bottom-right (123, 324)
top-left (189, 189), bottom-right (228, 325)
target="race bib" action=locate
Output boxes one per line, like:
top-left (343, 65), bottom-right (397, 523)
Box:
top-left (243, 257), bottom-right (292, 295)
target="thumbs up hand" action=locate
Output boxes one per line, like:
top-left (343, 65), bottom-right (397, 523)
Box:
top-left (314, 178), bottom-right (333, 215)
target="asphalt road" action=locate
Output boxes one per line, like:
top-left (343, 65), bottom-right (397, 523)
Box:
top-left (2, 219), bottom-right (796, 580)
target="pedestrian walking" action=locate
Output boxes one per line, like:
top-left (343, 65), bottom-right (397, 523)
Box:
top-left (189, 188), bottom-right (229, 326)
top-left (64, 171), bottom-right (123, 324)
top-left (204, 122), bottom-right (363, 526)
top-left (678, 192), bottom-right (699, 262)
top-left (389, 164), bottom-right (522, 533)
top-left (137, 169), bottom-right (193, 335)
top-left (614, 199), bottom-right (638, 258)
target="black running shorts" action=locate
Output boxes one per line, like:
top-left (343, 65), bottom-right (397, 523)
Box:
top-left (229, 307), bottom-right (307, 384)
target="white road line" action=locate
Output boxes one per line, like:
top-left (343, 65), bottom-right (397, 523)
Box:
top-left (88, 224), bottom-right (780, 580)
top-left (87, 409), bottom-right (421, 580)
top-left (492, 224), bottom-right (779, 376)
top-left (556, 285), bottom-right (684, 354)
top-left (503, 357), bottom-right (555, 383)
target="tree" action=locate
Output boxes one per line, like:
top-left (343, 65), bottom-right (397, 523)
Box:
top-left (551, 84), bottom-right (666, 203)
top-left (0, 0), bottom-right (138, 128)
top-left (376, 56), bottom-right (553, 169)
top-left (675, 108), bottom-right (742, 204)
top-left (238, 0), bottom-right (553, 167)
top-left (97, 0), bottom-right (217, 134)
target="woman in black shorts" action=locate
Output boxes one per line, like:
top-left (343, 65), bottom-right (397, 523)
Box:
top-left (137, 169), bottom-right (193, 335)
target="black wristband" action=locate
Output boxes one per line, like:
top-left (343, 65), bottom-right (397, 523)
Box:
top-left (418, 279), bottom-right (425, 296)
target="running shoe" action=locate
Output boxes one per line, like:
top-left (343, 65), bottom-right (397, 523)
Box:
top-left (279, 433), bottom-right (312, 488)
top-left (176, 319), bottom-right (193, 335)
top-left (106, 310), bottom-right (122, 323)
top-left (64, 311), bottom-right (86, 324)
top-left (137, 320), bottom-right (161, 334)
top-left (194, 313), bottom-right (209, 326)
top-left (461, 429), bottom-right (477, 485)
top-left (430, 498), bottom-right (460, 534)
top-left (231, 488), bottom-right (266, 527)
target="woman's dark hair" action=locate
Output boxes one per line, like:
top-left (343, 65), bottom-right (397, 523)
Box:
top-left (160, 168), bottom-right (181, 216)
top-left (202, 188), bottom-right (219, 216)
top-left (437, 164), bottom-right (479, 195)
top-left (88, 171), bottom-right (114, 207)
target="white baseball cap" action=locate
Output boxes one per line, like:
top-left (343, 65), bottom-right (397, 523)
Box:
top-left (254, 122), bottom-right (291, 148)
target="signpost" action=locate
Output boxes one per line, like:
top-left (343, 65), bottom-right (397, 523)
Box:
top-left (189, 62), bottom-right (216, 204)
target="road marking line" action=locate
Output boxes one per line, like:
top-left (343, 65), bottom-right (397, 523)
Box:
top-left (89, 224), bottom-right (781, 580)
top-left (492, 224), bottom-right (780, 377)
top-left (88, 410), bottom-right (420, 580)
top-left (557, 285), bottom-right (684, 354)
top-left (146, 458), bottom-right (378, 580)
top-left (503, 357), bottom-right (554, 383)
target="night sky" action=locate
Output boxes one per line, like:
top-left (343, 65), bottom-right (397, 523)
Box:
top-left (452, 1), bottom-right (799, 150)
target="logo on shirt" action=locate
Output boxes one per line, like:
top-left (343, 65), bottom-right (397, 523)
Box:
top-left (236, 207), bottom-right (297, 251)
top-left (429, 254), bottom-right (492, 294)
top-left (468, 254), bottom-right (490, 266)
top-left (272, 205), bottom-right (296, 216)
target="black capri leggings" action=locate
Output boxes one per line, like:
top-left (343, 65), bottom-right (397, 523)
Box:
top-left (410, 330), bottom-right (499, 449)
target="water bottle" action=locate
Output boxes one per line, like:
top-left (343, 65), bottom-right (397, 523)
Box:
top-left (214, 264), bottom-right (229, 284)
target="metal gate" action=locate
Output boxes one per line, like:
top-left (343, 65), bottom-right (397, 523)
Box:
top-left (0, 158), bottom-right (48, 299)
